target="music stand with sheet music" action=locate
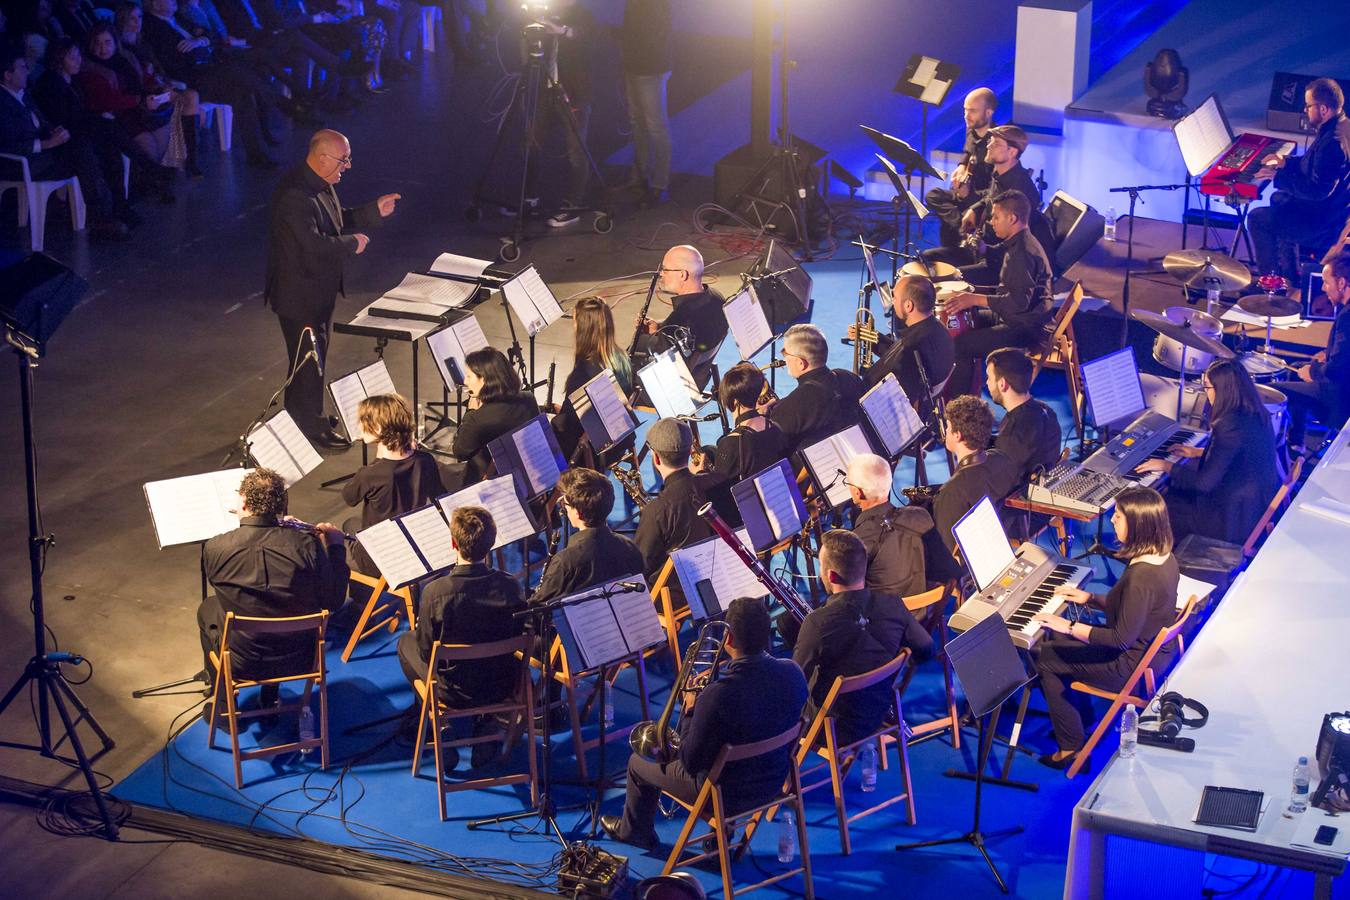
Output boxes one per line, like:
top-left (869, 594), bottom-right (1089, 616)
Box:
top-left (487, 415), bottom-right (568, 501)
top-left (722, 284), bottom-right (777, 363)
top-left (423, 309), bottom-right (490, 440)
top-left (732, 460), bottom-right (809, 552)
top-left (874, 150), bottom-right (935, 281)
top-left (244, 410), bottom-right (323, 488)
top-left (355, 504), bottom-right (459, 591)
top-left (320, 358), bottom-right (399, 488)
top-left (635, 348), bottom-right (706, 420)
top-left (671, 529), bottom-right (766, 621)
top-left (569, 370), bottom-right (640, 455)
top-left (500, 265), bottom-right (565, 389)
top-left (799, 424), bottom-right (874, 512)
top-left (894, 54), bottom-right (961, 200)
top-left (859, 374), bottom-right (928, 462)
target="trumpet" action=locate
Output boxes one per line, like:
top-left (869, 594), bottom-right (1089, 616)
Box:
top-left (629, 619), bottom-right (730, 764)
top-left (850, 306), bottom-right (880, 375)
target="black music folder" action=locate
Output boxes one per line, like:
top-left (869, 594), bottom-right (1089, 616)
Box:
top-left (355, 503), bottom-right (458, 589)
top-left (552, 576), bottom-right (666, 672)
top-left (732, 460), bottom-right (808, 551)
top-left (569, 369), bottom-right (639, 453)
top-left (487, 415), bottom-right (568, 500)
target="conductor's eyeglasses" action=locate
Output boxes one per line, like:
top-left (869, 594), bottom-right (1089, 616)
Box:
top-left (323, 152), bottom-right (353, 168)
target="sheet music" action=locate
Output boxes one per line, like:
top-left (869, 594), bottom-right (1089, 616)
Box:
top-left (513, 420), bottom-right (562, 496)
top-left (356, 518), bottom-right (427, 589)
top-left (346, 310), bottom-right (441, 341)
top-left (427, 314), bottom-right (489, 389)
top-left (952, 496), bottom-right (1015, 592)
top-left (919, 78), bottom-right (950, 105)
top-left (558, 595), bottom-right (626, 671)
top-left (144, 468), bottom-right (252, 548)
top-left (245, 410), bottom-right (323, 487)
top-left (753, 466), bottom-right (802, 543)
top-left (861, 375), bottom-right (925, 456)
top-left (400, 505), bottom-right (458, 571)
top-left (802, 425), bottom-right (872, 508)
top-left (436, 475), bottom-right (536, 549)
top-left (356, 359), bottom-right (396, 397)
top-left (724, 286), bottom-right (774, 360)
top-left (502, 266), bottom-right (564, 337)
top-left (584, 372), bottom-right (636, 446)
top-left (607, 578), bottom-right (665, 653)
top-left (430, 252), bottom-right (493, 280)
top-left (910, 56), bottom-right (938, 86)
top-left (671, 530), bottom-right (762, 619)
top-left (636, 349), bottom-right (700, 419)
top-left (1082, 347), bottom-right (1146, 428)
top-left (382, 272), bottom-right (472, 308)
top-left (1175, 95), bottom-right (1233, 177)
top-left (330, 360), bottom-right (397, 439)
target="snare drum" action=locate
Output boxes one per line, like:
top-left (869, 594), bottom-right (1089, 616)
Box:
top-left (1151, 306), bottom-right (1222, 375)
top-left (935, 280), bottom-right (977, 338)
top-left (1240, 351), bottom-right (1288, 383)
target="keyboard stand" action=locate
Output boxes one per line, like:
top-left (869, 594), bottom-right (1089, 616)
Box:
top-left (1074, 510), bottom-right (1121, 586)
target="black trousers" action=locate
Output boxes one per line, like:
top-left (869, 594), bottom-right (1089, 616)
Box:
top-left (619, 754), bottom-right (701, 843)
top-left (25, 138), bottom-right (116, 222)
top-left (1034, 638), bottom-right (1134, 752)
top-left (197, 595), bottom-right (280, 707)
top-left (950, 321), bottom-right (1045, 398)
top-left (925, 185), bottom-right (978, 249)
top-left (188, 61), bottom-right (280, 158)
top-left (1281, 379), bottom-right (1342, 443)
top-left (277, 313), bottom-right (332, 436)
top-left (1249, 193), bottom-right (1336, 279)
top-left (398, 629), bottom-right (425, 686)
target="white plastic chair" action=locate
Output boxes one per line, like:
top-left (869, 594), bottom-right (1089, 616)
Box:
top-left (197, 103), bottom-right (233, 152)
top-left (422, 4), bottom-right (442, 53)
top-left (0, 152), bottom-right (87, 252)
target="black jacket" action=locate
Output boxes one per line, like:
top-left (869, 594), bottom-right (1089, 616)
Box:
top-left (865, 315), bottom-right (956, 404)
top-left (1313, 303), bottom-right (1350, 423)
top-left (933, 449), bottom-right (1020, 555)
top-left (1167, 408), bottom-right (1281, 544)
top-left (451, 393), bottom-right (540, 484)
top-left (995, 398), bottom-right (1062, 483)
top-left (770, 366), bottom-right (866, 455)
top-left (988, 227), bottom-right (1054, 335)
top-left (852, 503), bottom-right (933, 599)
top-left (204, 515), bottom-right (349, 679)
top-left (713, 415), bottom-right (789, 485)
top-left (264, 160), bottom-right (382, 324)
top-left (793, 588), bottom-right (933, 745)
top-left (0, 88), bottom-right (50, 171)
top-left (621, 0), bottom-right (672, 76)
top-left (142, 11), bottom-right (214, 80)
top-left (414, 563), bottom-right (527, 706)
top-left (1274, 115), bottom-right (1350, 207)
top-left (634, 468), bottom-right (712, 582)
top-left (678, 652), bottom-right (807, 812)
top-left (532, 526), bottom-right (645, 606)
top-left (342, 449), bottom-right (447, 530)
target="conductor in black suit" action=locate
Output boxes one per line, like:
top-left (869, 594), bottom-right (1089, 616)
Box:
top-left (265, 129), bottom-right (400, 448)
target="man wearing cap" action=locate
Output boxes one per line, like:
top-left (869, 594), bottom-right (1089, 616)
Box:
top-left (634, 418), bottom-right (714, 584)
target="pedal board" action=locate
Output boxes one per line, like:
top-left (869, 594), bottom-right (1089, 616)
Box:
top-left (559, 841), bottom-right (629, 898)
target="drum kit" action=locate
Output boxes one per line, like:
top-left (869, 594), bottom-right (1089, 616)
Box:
top-left (1134, 249), bottom-right (1293, 440)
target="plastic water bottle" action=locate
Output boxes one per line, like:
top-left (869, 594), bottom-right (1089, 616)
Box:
top-left (298, 705), bottom-right (315, 757)
top-left (859, 742), bottom-right (878, 792)
top-left (603, 695), bottom-right (615, 730)
top-left (1104, 206), bottom-right (1118, 242)
top-left (777, 809), bottom-right (797, 863)
top-left (1118, 705), bottom-right (1138, 759)
top-left (1287, 756), bottom-right (1311, 816)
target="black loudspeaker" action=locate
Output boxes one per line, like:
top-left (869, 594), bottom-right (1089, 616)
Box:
top-left (0, 253), bottom-right (88, 355)
top-left (1045, 190), bottom-right (1106, 276)
top-left (750, 238), bottom-right (813, 333)
top-left (1268, 72), bottom-right (1350, 134)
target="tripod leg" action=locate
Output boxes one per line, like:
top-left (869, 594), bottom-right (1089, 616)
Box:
top-left (46, 677), bottom-right (119, 838)
top-left (0, 659), bottom-right (40, 717)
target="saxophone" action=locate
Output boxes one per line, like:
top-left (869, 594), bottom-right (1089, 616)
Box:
top-left (609, 449), bottom-right (649, 508)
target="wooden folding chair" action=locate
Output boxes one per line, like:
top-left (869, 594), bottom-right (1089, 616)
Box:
top-left (341, 571), bottom-right (417, 663)
top-left (900, 586), bottom-right (961, 748)
top-left (794, 649), bottom-right (916, 854)
top-left (663, 723), bottom-right (814, 900)
top-left (650, 558), bottom-right (689, 667)
top-left (411, 635), bottom-right (539, 820)
top-left (1028, 282), bottom-right (1086, 436)
top-left (206, 611), bottom-right (329, 788)
top-left (1064, 594), bottom-right (1200, 778)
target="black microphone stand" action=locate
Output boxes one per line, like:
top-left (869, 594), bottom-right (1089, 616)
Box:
top-left (1107, 182), bottom-right (1188, 350)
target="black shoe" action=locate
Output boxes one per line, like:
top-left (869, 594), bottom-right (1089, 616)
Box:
top-left (307, 427), bottom-right (351, 450)
top-left (599, 814), bottom-right (658, 851)
top-left (470, 717), bottom-right (501, 768)
top-left (89, 220), bottom-right (131, 241)
top-left (438, 742), bottom-right (461, 772)
top-left (639, 188), bottom-right (670, 209)
top-left (1038, 750), bottom-right (1079, 771)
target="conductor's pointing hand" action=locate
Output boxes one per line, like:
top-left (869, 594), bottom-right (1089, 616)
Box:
top-left (378, 193), bottom-right (402, 217)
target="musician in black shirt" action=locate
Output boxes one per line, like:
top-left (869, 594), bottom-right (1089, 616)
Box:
top-left (793, 530), bottom-right (933, 745)
top-left (944, 190), bottom-right (1055, 396)
top-left (397, 507), bottom-right (526, 709)
top-left (1284, 253), bottom-right (1350, 447)
top-left (847, 454), bottom-right (932, 599)
top-left (634, 418), bottom-right (713, 583)
top-left (987, 348), bottom-right (1062, 483)
top-left (342, 393), bottom-right (446, 575)
top-left (1033, 487), bottom-right (1179, 769)
top-left (765, 323), bottom-right (865, 455)
top-left (632, 245), bottom-right (728, 389)
top-left (857, 275), bottom-right (956, 404)
top-left (453, 348), bottom-right (540, 485)
top-left (925, 87), bottom-right (997, 251)
top-left (553, 297), bottom-right (634, 464)
top-left (709, 363), bottom-right (789, 483)
top-left (600, 597), bottom-right (808, 850)
top-left (198, 469), bottom-right (348, 701)
top-left (532, 467), bottom-right (644, 605)
top-left (932, 397), bottom-right (1020, 560)
top-left (1250, 78), bottom-right (1350, 280)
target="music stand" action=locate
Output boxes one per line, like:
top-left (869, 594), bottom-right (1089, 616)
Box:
top-left (895, 612), bottom-right (1030, 893)
top-left (894, 54), bottom-right (961, 200)
top-left (863, 129), bottom-right (940, 279)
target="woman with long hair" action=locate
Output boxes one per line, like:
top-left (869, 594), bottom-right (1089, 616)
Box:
top-left (1033, 486), bottom-right (1180, 770)
top-left (452, 348), bottom-right (539, 484)
top-left (1135, 358), bottom-right (1282, 543)
top-left (553, 297), bottom-right (634, 461)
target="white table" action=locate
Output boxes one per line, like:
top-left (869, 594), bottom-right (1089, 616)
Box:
top-left (1065, 424), bottom-right (1350, 898)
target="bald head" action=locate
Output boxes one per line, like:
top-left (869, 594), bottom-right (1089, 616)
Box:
top-left (307, 129), bottom-right (351, 185)
top-left (659, 244), bottom-right (705, 295)
top-left (964, 87), bottom-right (997, 132)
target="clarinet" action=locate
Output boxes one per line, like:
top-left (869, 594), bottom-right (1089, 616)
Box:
top-left (627, 271), bottom-right (661, 354)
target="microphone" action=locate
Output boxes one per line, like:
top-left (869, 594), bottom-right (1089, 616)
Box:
top-left (302, 327), bottom-right (324, 377)
top-left (750, 266), bottom-right (797, 280)
top-left (306, 348), bottom-right (323, 378)
top-left (679, 412), bottom-right (722, 422)
top-left (614, 581), bottom-right (646, 593)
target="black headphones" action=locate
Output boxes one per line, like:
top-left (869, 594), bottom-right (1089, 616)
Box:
top-left (1140, 691), bottom-right (1209, 738)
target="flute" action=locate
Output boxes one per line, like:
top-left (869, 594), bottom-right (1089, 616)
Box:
top-left (278, 516), bottom-right (358, 543)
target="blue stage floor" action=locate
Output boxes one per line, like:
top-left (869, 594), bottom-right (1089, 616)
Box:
top-left (113, 260), bottom-right (1344, 898)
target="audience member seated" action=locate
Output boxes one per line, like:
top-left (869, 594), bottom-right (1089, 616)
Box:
top-left (342, 393), bottom-right (447, 575)
top-left (212, 0), bottom-right (347, 111)
top-left (452, 347), bottom-right (540, 486)
top-left (115, 2), bottom-right (204, 177)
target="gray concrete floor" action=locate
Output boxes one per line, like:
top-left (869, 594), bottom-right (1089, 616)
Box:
top-left (0, 47), bottom-right (759, 895)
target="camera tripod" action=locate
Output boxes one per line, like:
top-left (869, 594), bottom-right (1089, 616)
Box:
top-left (466, 23), bottom-right (613, 262)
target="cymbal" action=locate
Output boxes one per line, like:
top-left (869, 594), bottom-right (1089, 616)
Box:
top-left (1162, 249), bottom-right (1252, 293)
top-left (1131, 309), bottom-right (1235, 359)
top-left (1237, 293), bottom-right (1302, 318)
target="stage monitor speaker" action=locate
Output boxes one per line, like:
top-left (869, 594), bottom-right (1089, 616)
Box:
top-left (1268, 72), bottom-right (1350, 134)
top-left (712, 137), bottom-right (828, 210)
top-left (750, 238), bottom-right (813, 333)
top-left (1045, 190), bottom-right (1105, 276)
top-left (0, 252), bottom-right (88, 355)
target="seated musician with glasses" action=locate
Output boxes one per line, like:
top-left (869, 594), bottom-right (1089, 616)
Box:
top-left (931, 396), bottom-right (1019, 580)
top-left (1134, 359), bottom-right (1280, 544)
top-left (599, 596), bottom-right (808, 851)
top-left (940, 189), bottom-right (1055, 397)
top-left (635, 418), bottom-right (714, 585)
top-left (1032, 486), bottom-right (1179, 770)
top-left (198, 468), bottom-right (348, 707)
top-left (631, 244), bottom-right (728, 388)
top-left (763, 323), bottom-right (866, 456)
top-left (531, 467), bottom-right (644, 606)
